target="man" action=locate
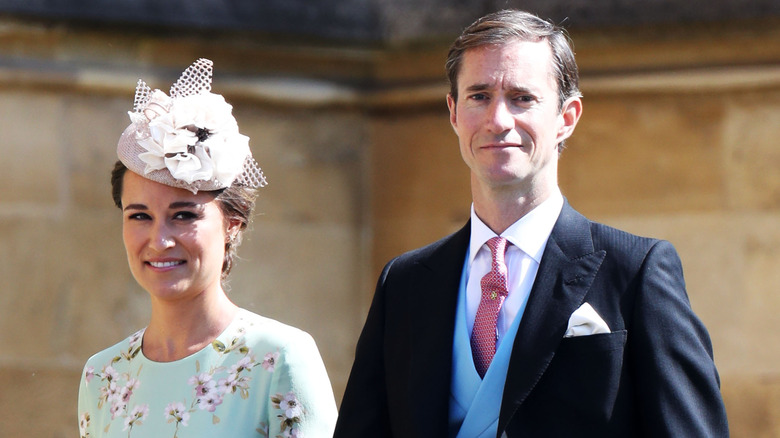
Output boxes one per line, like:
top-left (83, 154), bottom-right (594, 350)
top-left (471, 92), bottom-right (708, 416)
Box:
top-left (334, 9), bottom-right (728, 437)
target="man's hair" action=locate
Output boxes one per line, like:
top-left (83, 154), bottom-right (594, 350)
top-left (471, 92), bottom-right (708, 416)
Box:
top-left (446, 9), bottom-right (581, 110)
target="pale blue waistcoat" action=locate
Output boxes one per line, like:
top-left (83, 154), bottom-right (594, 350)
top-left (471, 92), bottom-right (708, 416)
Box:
top-left (449, 253), bottom-right (530, 438)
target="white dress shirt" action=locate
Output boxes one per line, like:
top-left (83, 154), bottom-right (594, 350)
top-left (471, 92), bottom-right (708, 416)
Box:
top-left (466, 189), bottom-right (564, 348)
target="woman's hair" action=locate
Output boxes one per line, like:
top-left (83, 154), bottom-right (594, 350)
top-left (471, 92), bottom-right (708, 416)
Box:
top-left (445, 9), bottom-right (581, 111)
top-left (111, 160), bottom-right (257, 281)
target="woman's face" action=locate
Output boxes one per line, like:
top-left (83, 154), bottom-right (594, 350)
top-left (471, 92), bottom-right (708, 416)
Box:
top-left (120, 171), bottom-right (233, 303)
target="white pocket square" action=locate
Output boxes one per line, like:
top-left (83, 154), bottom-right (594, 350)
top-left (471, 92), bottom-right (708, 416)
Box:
top-left (564, 302), bottom-right (611, 338)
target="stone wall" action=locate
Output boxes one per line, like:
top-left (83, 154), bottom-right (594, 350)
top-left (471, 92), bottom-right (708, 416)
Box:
top-left (0, 14), bottom-right (777, 437)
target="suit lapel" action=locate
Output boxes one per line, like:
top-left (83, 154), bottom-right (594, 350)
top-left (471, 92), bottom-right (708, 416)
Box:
top-left (497, 202), bottom-right (606, 433)
top-left (407, 222), bottom-right (470, 437)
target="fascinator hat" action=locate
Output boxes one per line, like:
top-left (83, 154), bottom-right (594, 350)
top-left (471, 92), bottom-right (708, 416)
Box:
top-left (117, 58), bottom-right (267, 193)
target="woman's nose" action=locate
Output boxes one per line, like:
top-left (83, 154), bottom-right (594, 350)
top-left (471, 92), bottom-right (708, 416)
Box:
top-left (149, 222), bottom-right (175, 251)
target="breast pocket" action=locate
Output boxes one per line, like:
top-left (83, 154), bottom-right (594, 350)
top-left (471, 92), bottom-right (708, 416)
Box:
top-left (559, 329), bottom-right (627, 354)
top-left (532, 330), bottom-right (628, 423)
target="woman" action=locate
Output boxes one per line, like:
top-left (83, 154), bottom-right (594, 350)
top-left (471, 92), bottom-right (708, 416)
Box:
top-left (78, 59), bottom-right (337, 437)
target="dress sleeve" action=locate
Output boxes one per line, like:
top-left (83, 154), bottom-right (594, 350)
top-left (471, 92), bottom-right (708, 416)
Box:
top-left (77, 362), bottom-right (96, 438)
top-left (265, 330), bottom-right (337, 438)
top-left (629, 240), bottom-right (729, 436)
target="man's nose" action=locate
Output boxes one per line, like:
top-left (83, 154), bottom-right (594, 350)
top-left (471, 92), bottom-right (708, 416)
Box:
top-left (486, 99), bottom-right (514, 133)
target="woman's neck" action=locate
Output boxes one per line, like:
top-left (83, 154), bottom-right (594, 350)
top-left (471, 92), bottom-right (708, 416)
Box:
top-left (142, 289), bottom-right (239, 362)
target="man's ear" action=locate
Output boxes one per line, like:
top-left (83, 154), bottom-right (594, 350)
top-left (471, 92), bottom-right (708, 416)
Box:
top-left (557, 96), bottom-right (583, 144)
top-left (447, 93), bottom-right (458, 131)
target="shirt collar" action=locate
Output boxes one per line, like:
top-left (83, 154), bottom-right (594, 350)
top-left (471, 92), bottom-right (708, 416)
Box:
top-left (469, 188), bottom-right (564, 265)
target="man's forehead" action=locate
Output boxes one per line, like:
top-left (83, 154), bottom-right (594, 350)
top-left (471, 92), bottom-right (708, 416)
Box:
top-left (457, 39), bottom-right (555, 86)
top-left (462, 38), bottom-right (552, 63)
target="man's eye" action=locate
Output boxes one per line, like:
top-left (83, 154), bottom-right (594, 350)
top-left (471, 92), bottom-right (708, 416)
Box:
top-left (469, 93), bottom-right (488, 101)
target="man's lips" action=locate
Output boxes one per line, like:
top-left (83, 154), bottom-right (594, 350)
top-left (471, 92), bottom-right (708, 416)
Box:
top-left (481, 143), bottom-right (523, 149)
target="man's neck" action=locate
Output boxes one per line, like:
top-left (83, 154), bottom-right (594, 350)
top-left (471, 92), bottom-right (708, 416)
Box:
top-left (472, 178), bottom-right (558, 235)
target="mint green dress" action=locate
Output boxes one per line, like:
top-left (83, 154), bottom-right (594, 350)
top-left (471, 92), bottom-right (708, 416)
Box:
top-left (78, 309), bottom-right (337, 437)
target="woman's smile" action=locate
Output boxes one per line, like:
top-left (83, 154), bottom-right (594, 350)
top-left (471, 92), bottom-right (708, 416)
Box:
top-left (147, 260), bottom-right (186, 269)
top-left (121, 170), bottom-right (229, 302)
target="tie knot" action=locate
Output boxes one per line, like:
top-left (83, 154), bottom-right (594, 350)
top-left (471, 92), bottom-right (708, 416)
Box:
top-left (486, 237), bottom-right (508, 263)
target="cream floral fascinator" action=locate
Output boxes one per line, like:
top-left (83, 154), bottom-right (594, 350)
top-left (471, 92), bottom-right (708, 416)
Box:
top-left (117, 58), bottom-right (267, 193)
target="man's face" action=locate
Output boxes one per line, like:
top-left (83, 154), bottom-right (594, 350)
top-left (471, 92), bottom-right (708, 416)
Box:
top-left (447, 38), bottom-right (581, 198)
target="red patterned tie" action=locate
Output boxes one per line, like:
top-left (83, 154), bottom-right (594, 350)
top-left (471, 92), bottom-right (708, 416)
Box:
top-left (471, 237), bottom-right (509, 378)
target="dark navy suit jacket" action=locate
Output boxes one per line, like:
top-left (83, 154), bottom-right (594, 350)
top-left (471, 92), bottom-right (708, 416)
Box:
top-left (334, 201), bottom-right (729, 437)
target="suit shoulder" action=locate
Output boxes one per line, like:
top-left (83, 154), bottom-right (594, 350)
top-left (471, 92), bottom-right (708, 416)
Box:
top-left (588, 220), bottom-right (677, 263)
top-left (395, 232), bottom-right (456, 261)
top-left (378, 224), bottom-right (469, 281)
top-left (385, 225), bottom-right (468, 265)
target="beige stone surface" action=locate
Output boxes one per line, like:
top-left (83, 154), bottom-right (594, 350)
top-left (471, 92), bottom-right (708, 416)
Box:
top-left (0, 214), bottom-right (128, 358)
top-left (370, 110), bottom-right (471, 278)
top-left (722, 90), bottom-right (780, 210)
top-left (722, 374), bottom-right (780, 438)
top-left (0, 92), bottom-right (63, 207)
top-left (559, 93), bottom-right (725, 215)
top-left (572, 20), bottom-right (780, 74)
top-left (238, 107), bottom-right (368, 226)
top-left (0, 366), bottom-right (79, 437)
top-left (741, 215), bottom-right (780, 372)
top-left (0, 14), bottom-right (778, 437)
top-left (65, 95), bottom-right (130, 209)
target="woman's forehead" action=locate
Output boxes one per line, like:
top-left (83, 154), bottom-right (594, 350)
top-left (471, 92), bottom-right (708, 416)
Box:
top-left (122, 171), bottom-right (217, 207)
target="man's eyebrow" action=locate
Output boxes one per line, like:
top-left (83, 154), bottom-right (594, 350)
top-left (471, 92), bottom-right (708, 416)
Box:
top-left (464, 83), bottom-right (491, 92)
top-left (463, 83), bottom-right (535, 94)
top-left (508, 85), bottom-right (534, 94)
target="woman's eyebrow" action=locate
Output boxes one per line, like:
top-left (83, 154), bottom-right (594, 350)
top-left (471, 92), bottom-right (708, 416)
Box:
top-left (123, 203), bottom-right (147, 212)
top-left (169, 201), bottom-right (203, 210)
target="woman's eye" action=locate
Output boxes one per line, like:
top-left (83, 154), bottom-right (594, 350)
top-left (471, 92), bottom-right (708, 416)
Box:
top-left (173, 211), bottom-right (198, 220)
top-left (128, 213), bottom-right (151, 221)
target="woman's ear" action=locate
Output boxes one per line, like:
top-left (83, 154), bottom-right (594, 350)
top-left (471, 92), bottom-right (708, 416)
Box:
top-left (226, 218), bottom-right (242, 243)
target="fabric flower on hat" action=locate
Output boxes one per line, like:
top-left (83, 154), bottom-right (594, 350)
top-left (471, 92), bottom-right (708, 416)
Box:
top-left (118, 59), bottom-right (267, 192)
top-left (134, 90), bottom-right (250, 187)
